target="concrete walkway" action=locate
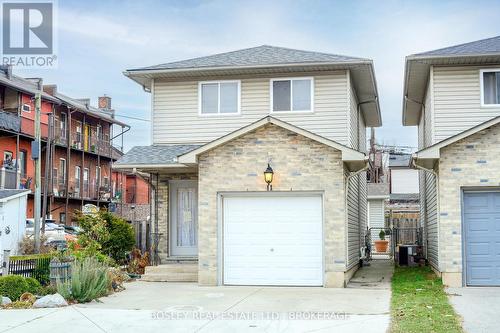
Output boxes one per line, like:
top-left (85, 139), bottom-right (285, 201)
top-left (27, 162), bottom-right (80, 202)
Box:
top-left (447, 287), bottom-right (500, 333)
top-left (0, 263), bottom-right (394, 333)
top-left (347, 260), bottom-right (394, 290)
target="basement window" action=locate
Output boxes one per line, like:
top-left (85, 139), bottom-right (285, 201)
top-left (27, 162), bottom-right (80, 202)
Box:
top-left (481, 69), bottom-right (500, 106)
top-left (199, 81), bottom-right (240, 115)
top-left (271, 77), bottom-right (313, 113)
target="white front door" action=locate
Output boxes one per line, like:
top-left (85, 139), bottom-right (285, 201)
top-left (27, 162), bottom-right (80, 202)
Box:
top-left (170, 180), bottom-right (198, 257)
top-left (222, 194), bottom-right (323, 286)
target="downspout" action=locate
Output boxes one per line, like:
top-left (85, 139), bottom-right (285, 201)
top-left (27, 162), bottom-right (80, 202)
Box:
top-left (411, 157), bottom-right (439, 270)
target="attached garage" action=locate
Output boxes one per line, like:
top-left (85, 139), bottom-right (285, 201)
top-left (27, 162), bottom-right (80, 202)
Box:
top-left (463, 191), bottom-right (500, 286)
top-left (222, 193), bottom-right (323, 286)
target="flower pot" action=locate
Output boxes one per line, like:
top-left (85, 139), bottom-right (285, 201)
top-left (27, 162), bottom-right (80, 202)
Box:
top-left (374, 240), bottom-right (389, 253)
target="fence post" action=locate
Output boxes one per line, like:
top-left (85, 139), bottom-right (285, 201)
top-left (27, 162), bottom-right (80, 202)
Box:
top-left (2, 250), bottom-right (10, 275)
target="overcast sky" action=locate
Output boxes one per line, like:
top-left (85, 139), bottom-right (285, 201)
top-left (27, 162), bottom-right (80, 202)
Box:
top-left (15, 0), bottom-right (500, 151)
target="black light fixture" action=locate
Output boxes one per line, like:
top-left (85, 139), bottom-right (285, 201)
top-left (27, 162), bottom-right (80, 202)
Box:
top-left (264, 163), bottom-right (274, 191)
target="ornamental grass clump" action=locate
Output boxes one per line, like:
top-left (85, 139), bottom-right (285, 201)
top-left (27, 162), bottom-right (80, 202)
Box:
top-left (56, 257), bottom-right (109, 303)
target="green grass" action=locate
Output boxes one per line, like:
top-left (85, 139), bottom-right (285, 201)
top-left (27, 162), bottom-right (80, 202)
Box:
top-left (391, 266), bottom-right (463, 333)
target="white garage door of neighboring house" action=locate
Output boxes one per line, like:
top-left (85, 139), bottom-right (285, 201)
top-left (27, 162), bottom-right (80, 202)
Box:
top-left (223, 194), bottom-right (323, 286)
top-left (464, 192), bottom-right (500, 286)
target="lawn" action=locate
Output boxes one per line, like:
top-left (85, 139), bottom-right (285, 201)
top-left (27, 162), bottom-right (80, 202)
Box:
top-left (391, 266), bottom-right (463, 333)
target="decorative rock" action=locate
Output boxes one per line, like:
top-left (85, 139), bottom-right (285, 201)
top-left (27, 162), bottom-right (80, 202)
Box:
top-left (1, 296), bottom-right (12, 305)
top-left (33, 293), bottom-right (68, 308)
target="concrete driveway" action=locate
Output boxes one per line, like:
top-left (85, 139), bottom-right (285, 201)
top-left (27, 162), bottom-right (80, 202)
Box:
top-left (0, 276), bottom-right (391, 333)
top-left (447, 287), bottom-right (500, 333)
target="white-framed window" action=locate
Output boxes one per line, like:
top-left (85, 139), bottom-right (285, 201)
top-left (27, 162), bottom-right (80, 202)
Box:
top-left (480, 69), bottom-right (500, 106)
top-left (59, 158), bottom-right (66, 185)
top-left (198, 80), bottom-right (240, 115)
top-left (270, 77), bottom-right (314, 113)
top-left (22, 103), bottom-right (31, 112)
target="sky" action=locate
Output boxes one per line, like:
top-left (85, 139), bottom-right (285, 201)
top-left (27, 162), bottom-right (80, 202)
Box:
top-left (14, 0), bottom-right (500, 152)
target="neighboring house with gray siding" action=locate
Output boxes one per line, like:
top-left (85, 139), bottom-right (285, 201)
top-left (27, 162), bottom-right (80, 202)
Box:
top-left (403, 35), bottom-right (500, 287)
top-left (116, 45), bottom-right (382, 287)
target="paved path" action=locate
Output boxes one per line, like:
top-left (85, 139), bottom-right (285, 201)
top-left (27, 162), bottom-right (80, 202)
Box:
top-left (447, 287), bottom-right (500, 333)
top-left (0, 263), bottom-right (393, 333)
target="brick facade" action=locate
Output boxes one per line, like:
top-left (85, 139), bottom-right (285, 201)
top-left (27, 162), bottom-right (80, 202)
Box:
top-left (437, 123), bottom-right (500, 286)
top-left (197, 123), bottom-right (350, 287)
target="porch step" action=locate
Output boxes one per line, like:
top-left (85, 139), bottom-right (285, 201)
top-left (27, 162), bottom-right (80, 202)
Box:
top-left (142, 262), bottom-right (198, 282)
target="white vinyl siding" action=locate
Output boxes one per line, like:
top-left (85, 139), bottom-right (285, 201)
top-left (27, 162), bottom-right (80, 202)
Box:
top-left (346, 171), bottom-right (360, 269)
top-left (424, 171), bottom-right (438, 269)
top-left (432, 66), bottom-right (500, 143)
top-left (391, 169), bottom-right (419, 194)
top-left (152, 72), bottom-right (350, 145)
top-left (348, 76), bottom-right (359, 149)
top-left (368, 199), bottom-right (384, 227)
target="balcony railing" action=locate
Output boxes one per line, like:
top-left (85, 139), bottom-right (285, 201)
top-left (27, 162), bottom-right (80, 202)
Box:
top-left (69, 133), bottom-right (112, 157)
top-left (0, 110), bottom-right (21, 132)
top-left (0, 167), bottom-right (19, 189)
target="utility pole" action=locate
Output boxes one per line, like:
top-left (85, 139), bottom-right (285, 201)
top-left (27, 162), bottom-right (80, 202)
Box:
top-left (34, 93), bottom-right (42, 253)
top-left (42, 111), bottom-right (53, 232)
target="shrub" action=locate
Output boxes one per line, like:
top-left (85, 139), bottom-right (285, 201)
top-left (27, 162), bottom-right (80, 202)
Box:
top-left (379, 229), bottom-right (386, 240)
top-left (100, 212), bottom-right (135, 264)
top-left (25, 277), bottom-right (42, 295)
top-left (18, 235), bottom-right (52, 255)
top-left (74, 210), bottom-right (135, 264)
top-left (0, 275), bottom-right (41, 301)
top-left (56, 257), bottom-right (109, 303)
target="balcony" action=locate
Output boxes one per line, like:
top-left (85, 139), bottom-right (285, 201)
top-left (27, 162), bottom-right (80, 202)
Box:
top-left (69, 133), bottom-right (113, 157)
top-left (0, 166), bottom-right (19, 189)
top-left (0, 110), bottom-right (21, 132)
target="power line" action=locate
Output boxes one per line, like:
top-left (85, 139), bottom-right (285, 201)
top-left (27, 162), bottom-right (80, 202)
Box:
top-left (115, 114), bottom-right (150, 122)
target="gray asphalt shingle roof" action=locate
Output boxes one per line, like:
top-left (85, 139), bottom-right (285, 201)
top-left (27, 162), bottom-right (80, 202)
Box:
top-left (131, 45), bottom-right (367, 71)
top-left (413, 35), bottom-right (500, 57)
top-left (115, 144), bottom-right (201, 166)
top-left (0, 189), bottom-right (29, 200)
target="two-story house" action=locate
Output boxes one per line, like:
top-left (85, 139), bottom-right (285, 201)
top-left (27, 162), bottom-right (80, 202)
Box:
top-left (116, 45), bottom-right (382, 287)
top-left (403, 36), bottom-right (500, 287)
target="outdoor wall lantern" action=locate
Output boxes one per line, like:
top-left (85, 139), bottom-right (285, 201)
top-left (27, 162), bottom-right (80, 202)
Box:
top-left (264, 164), bottom-right (274, 191)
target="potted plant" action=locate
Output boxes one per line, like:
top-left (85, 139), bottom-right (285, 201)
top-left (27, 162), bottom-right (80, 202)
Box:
top-left (374, 230), bottom-right (389, 252)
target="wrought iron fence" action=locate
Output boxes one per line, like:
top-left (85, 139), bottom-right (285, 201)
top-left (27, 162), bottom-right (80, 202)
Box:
top-left (7, 255), bottom-right (53, 283)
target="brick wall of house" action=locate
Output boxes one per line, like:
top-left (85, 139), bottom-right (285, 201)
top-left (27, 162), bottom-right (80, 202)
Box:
top-left (438, 123), bottom-right (500, 286)
top-left (197, 123), bottom-right (348, 287)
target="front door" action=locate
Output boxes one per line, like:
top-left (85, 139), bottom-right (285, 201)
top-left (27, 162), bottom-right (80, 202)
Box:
top-left (170, 180), bottom-right (198, 257)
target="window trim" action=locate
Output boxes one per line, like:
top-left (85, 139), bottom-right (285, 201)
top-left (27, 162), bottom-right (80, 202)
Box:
top-left (480, 68), bottom-right (500, 107)
top-left (269, 77), bottom-right (315, 114)
top-left (198, 80), bottom-right (241, 116)
top-left (22, 103), bottom-right (31, 113)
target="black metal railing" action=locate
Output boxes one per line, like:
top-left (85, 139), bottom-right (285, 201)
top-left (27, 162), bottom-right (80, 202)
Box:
top-left (7, 255), bottom-right (53, 283)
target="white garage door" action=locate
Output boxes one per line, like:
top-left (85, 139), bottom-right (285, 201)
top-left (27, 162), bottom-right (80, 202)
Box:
top-left (223, 194), bottom-right (323, 286)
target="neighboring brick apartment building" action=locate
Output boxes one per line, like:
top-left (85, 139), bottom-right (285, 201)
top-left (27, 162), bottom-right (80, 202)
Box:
top-left (0, 65), bottom-right (129, 224)
top-left (111, 171), bottom-right (150, 222)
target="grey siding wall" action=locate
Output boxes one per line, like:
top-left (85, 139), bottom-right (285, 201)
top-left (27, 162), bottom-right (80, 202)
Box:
top-left (346, 92), bottom-right (367, 269)
top-left (417, 75), bottom-right (439, 268)
top-left (432, 65), bottom-right (500, 143)
top-left (152, 72), bottom-right (350, 145)
top-left (368, 199), bottom-right (384, 228)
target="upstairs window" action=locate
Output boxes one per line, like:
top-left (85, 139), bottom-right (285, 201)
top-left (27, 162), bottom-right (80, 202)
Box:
top-left (271, 78), bottom-right (313, 112)
top-left (481, 69), bottom-right (500, 106)
top-left (199, 81), bottom-right (240, 115)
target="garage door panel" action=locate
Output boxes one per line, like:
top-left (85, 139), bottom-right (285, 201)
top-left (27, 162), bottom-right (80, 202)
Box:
top-left (464, 192), bottom-right (500, 286)
top-left (223, 195), bottom-right (323, 286)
